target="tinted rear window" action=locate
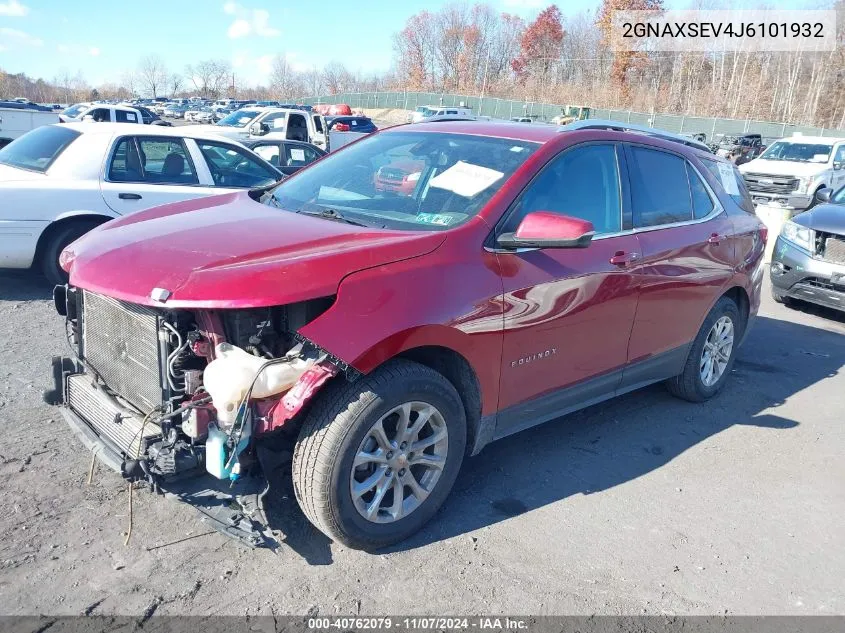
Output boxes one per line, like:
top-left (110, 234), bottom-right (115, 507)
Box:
top-left (0, 125), bottom-right (80, 172)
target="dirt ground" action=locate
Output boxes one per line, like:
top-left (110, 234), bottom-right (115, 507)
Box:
top-left (0, 270), bottom-right (843, 617)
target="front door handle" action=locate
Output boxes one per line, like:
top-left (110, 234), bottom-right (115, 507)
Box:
top-left (610, 251), bottom-right (640, 266)
top-left (118, 193), bottom-right (142, 200)
top-left (708, 233), bottom-right (725, 245)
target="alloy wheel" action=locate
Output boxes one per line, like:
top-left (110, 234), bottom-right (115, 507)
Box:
top-left (700, 316), bottom-right (734, 387)
top-left (350, 401), bottom-right (448, 524)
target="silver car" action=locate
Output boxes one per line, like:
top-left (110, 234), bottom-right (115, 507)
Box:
top-left (771, 185), bottom-right (845, 312)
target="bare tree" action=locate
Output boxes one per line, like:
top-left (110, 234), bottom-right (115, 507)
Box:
top-left (185, 59), bottom-right (232, 98)
top-left (167, 72), bottom-right (184, 98)
top-left (137, 55), bottom-right (168, 98)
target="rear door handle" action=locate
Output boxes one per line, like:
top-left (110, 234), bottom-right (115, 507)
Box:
top-left (118, 193), bottom-right (142, 200)
top-left (708, 233), bottom-right (725, 244)
top-left (610, 251), bottom-right (640, 266)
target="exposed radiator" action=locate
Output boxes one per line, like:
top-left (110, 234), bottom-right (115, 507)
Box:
top-left (66, 373), bottom-right (162, 458)
top-left (81, 291), bottom-right (162, 413)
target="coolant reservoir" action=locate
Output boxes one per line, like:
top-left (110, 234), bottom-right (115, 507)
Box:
top-left (203, 343), bottom-right (314, 425)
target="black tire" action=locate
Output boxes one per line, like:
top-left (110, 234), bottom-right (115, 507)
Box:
top-left (292, 359), bottom-right (466, 550)
top-left (665, 296), bottom-right (741, 403)
top-left (771, 288), bottom-right (793, 306)
top-left (40, 220), bottom-right (102, 285)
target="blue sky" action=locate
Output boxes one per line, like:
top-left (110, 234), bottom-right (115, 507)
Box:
top-left (0, 0), bottom-right (822, 87)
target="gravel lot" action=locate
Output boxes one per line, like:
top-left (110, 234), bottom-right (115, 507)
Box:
top-left (1, 262), bottom-right (844, 617)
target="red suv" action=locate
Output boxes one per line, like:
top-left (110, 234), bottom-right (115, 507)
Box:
top-left (49, 120), bottom-right (766, 549)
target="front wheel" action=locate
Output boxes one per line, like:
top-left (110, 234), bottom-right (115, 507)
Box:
top-left (40, 220), bottom-right (103, 285)
top-left (292, 359), bottom-right (466, 550)
top-left (666, 296), bottom-right (741, 402)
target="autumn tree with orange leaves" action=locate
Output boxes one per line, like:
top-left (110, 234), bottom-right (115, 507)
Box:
top-left (596, 0), bottom-right (664, 102)
top-left (511, 6), bottom-right (565, 83)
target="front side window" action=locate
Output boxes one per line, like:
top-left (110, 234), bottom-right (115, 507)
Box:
top-left (88, 108), bottom-right (110, 122)
top-left (262, 112), bottom-right (286, 131)
top-left (252, 144), bottom-right (280, 166)
top-left (268, 131), bottom-right (538, 230)
top-left (197, 140), bottom-right (279, 188)
top-left (286, 113), bottom-right (308, 141)
top-left (760, 141), bottom-right (833, 163)
top-left (628, 146), bottom-right (693, 227)
top-left (0, 125), bottom-right (80, 172)
top-left (502, 143), bottom-right (622, 235)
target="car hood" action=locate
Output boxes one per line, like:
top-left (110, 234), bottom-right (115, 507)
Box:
top-left (65, 191), bottom-right (446, 309)
top-left (190, 124), bottom-right (248, 136)
top-left (739, 159), bottom-right (828, 178)
top-left (792, 203), bottom-right (845, 234)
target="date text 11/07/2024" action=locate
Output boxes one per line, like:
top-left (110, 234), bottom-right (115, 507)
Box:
top-left (307, 617), bottom-right (529, 630)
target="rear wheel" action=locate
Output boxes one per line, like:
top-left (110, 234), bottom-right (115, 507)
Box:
top-left (292, 359), bottom-right (466, 550)
top-left (666, 296), bottom-right (741, 402)
top-left (40, 220), bottom-right (103, 285)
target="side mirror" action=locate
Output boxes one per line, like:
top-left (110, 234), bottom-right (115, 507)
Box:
top-left (833, 162), bottom-right (843, 171)
top-left (815, 187), bottom-right (833, 203)
top-left (497, 211), bottom-right (595, 250)
top-left (249, 122), bottom-right (263, 136)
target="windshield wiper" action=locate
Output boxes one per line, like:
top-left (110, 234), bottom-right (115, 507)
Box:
top-left (299, 206), bottom-right (370, 227)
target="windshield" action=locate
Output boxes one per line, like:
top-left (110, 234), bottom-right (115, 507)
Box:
top-left (832, 186), bottom-right (845, 205)
top-left (268, 131), bottom-right (538, 230)
top-left (760, 141), bottom-right (833, 163)
top-left (0, 125), bottom-right (80, 172)
top-left (216, 109), bottom-right (261, 128)
top-left (62, 104), bottom-right (87, 118)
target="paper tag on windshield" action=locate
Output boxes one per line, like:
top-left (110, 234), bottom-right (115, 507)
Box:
top-left (429, 161), bottom-right (504, 198)
top-left (717, 162), bottom-right (740, 196)
top-left (290, 148), bottom-right (305, 162)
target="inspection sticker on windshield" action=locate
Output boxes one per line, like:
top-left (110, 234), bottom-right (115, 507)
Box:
top-left (416, 213), bottom-right (455, 226)
top-left (717, 162), bottom-right (740, 196)
top-left (429, 161), bottom-right (504, 197)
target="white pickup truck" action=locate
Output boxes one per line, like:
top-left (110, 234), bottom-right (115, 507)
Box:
top-left (191, 107), bottom-right (328, 151)
top-left (0, 103), bottom-right (59, 148)
top-left (739, 135), bottom-right (845, 211)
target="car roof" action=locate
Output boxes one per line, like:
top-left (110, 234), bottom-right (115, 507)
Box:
top-left (58, 122), bottom-right (242, 143)
top-left (783, 135), bottom-right (845, 143)
top-left (392, 120), bottom-right (559, 143)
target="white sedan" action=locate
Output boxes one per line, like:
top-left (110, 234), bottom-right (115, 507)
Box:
top-left (0, 122), bottom-right (284, 283)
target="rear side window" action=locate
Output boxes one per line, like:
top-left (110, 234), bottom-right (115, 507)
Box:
top-left (0, 125), bottom-right (80, 172)
top-left (313, 115), bottom-right (324, 133)
top-left (284, 143), bottom-right (320, 166)
top-left (700, 157), bottom-right (755, 214)
top-left (109, 137), bottom-right (198, 184)
top-left (115, 110), bottom-right (138, 123)
top-left (628, 146), bottom-right (692, 227)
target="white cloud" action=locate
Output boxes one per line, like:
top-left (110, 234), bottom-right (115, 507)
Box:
top-left (227, 19), bottom-right (251, 38)
top-left (224, 2), bottom-right (279, 39)
top-left (89, 47), bottom-right (100, 56)
top-left (256, 54), bottom-right (274, 75)
top-left (0, 0), bottom-right (29, 17)
top-left (284, 52), bottom-right (312, 73)
top-left (0, 27), bottom-right (43, 50)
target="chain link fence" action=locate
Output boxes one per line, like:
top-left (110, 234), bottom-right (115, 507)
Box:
top-left (303, 91), bottom-right (845, 142)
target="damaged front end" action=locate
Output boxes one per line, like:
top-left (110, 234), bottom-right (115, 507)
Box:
top-left (46, 285), bottom-right (344, 548)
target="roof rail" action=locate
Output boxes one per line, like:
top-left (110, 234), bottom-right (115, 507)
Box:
top-left (561, 119), bottom-right (711, 152)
